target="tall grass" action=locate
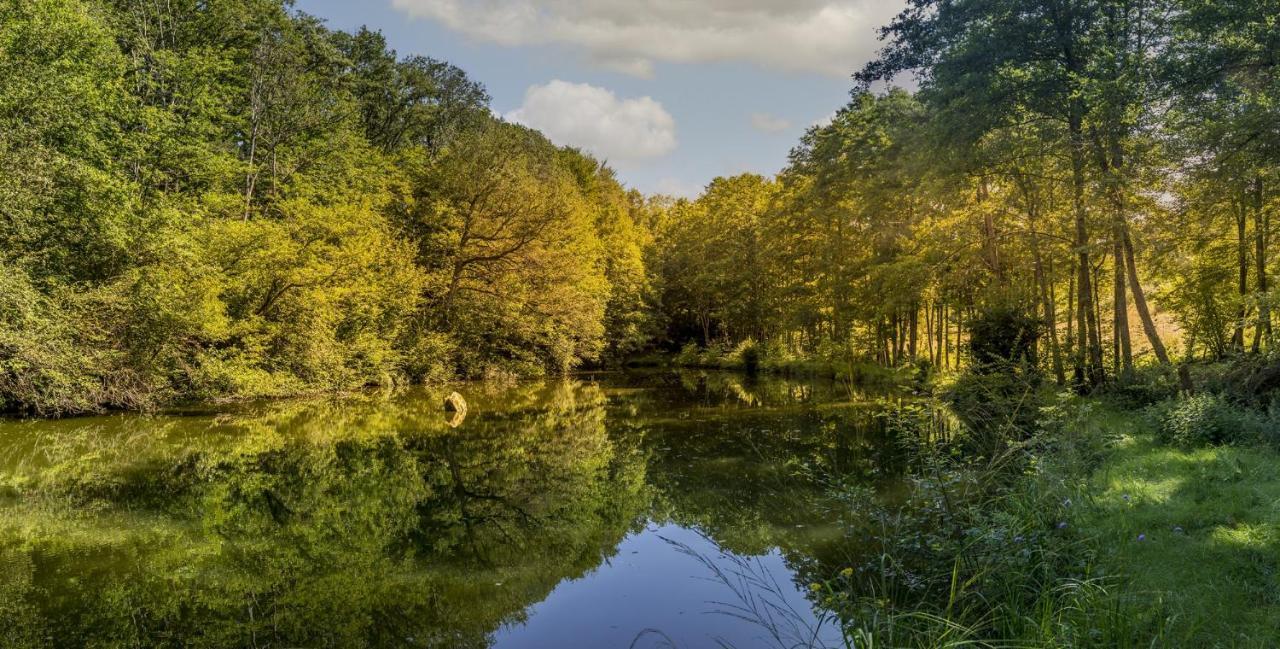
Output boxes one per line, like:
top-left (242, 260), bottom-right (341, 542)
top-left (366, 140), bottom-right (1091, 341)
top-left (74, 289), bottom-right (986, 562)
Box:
top-left (807, 396), bottom-right (1178, 648)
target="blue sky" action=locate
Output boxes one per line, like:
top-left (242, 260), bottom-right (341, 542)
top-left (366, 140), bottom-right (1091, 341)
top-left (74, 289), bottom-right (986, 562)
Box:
top-left (294, 0), bottom-right (903, 197)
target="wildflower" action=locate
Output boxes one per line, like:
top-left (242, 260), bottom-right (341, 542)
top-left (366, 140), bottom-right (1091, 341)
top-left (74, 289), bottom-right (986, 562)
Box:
top-left (1014, 535), bottom-right (1025, 544)
top-left (1122, 494), bottom-right (1131, 502)
top-left (1137, 533), bottom-right (1146, 542)
top-left (1057, 521), bottom-right (1068, 530)
top-left (1173, 525), bottom-right (1185, 535)
top-left (809, 583), bottom-right (823, 592)
top-left (840, 567), bottom-right (854, 579)
top-left (1062, 498), bottom-right (1072, 508)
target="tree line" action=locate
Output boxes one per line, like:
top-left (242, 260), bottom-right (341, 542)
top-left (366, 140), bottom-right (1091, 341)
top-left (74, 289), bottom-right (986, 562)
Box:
top-left (0, 0), bottom-right (656, 414)
top-left (648, 0), bottom-right (1279, 389)
top-left (2, 0), bottom-right (1278, 415)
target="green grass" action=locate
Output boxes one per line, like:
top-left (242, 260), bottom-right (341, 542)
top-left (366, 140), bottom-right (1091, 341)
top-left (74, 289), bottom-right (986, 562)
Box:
top-left (1077, 416), bottom-right (1280, 646)
top-left (825, 396), bottom-right (1280, 648)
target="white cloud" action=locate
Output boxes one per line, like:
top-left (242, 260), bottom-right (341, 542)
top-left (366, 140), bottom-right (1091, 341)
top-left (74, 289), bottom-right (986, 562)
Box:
top-left (390, 0), bottom-right (906, 78)
top-left (750, 112), bottom-right (792, 133)
top-left (505, 80), bottom-right (677, 160)
top-left (593, 56), bottom-right (656, 79)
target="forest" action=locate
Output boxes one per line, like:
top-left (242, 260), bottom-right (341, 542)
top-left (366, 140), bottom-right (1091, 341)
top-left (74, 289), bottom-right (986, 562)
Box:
top-left (0, 0), bottom-right (663, 415)
top-left (4, 0), bottom-right (1278, 417)
top-left (0, 0), bottom-right (1273, 414)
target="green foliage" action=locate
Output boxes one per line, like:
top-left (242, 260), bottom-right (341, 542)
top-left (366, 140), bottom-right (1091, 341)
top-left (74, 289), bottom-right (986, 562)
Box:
top-left (943, 370), bottom-right (1043, 450)
top-left (966, 306), bottom-right (1041, 369)
top-left (0, 0), bottom-right (655, 414)
top-left (1151, 393), bottom-right (1248, 449)
top-left (819, 398), bottom-right (1173, 647)
top-left (400, 120), bottom-right (613, 376)
top-left (944, 307), bottom-right (1045, 449)
top-left (0, 266), bottom-right (132, 415)
top-left (1152, 391), bottom-right (1269, 453)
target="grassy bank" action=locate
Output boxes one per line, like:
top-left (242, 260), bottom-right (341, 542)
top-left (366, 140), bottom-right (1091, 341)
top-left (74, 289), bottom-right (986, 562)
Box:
top-left (1078, 416), bottom-right (1280, 644)
top-left (821, 394), bottom-right (1280, 647)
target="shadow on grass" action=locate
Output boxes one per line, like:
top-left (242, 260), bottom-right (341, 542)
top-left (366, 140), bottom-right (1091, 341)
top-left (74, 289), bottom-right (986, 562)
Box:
top-left (1081, 430), bottom-right (1280, 646)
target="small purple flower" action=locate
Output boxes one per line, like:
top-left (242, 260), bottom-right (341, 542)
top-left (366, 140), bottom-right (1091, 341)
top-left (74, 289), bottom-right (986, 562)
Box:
top-left (1137, 533), bottom-right (1146, 542)
top-left (1057, 521), bottom-right (1068, 530)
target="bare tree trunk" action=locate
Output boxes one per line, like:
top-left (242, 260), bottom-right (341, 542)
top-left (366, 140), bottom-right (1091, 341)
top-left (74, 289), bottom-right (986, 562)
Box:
top-left (1046, 256), bottom-right (1065, 383)
top-left (909, 305), bottom-right (919, 362)
top-left (1114, 231), bottom-right (1133, 376)
top-left (1122, 226), bottom-right (1171, 365)
top-left (1072, 161), bottom-right (1104, 384)
top-left (1234, 197), bottom-right (1249, 352)
top-left (1030, 219), bottom-right (1066, 384)
top-left (1092, 262), bottom-right (1105, 372)
top-left (1066, 267), bottom-right (1076, 372)
top-left (942, 305), bottom-right (950, 370)
top-left (926, 304), bottom-right (936, 365)
top-left (1253, 177), bottom-right (1271, 352)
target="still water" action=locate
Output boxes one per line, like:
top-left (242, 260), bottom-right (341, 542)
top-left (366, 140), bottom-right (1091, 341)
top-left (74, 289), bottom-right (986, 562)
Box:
top-left (0, 371), bottom-right (915, 648)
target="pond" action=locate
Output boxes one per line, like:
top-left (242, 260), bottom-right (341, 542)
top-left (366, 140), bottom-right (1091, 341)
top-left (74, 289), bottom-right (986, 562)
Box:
top-left (0, 370), bottom-right (925, 649)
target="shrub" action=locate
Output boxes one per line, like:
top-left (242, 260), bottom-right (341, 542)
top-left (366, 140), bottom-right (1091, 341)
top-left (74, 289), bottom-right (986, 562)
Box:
top-left (1213, 355), bottom-right (1280, 408)
top-left (0, 268), bottom-right (147, 415)
top-left (944, 370), bottom-right (1043, 451)
top-left (967, 305), bottom-right (1042, 369)
top-left (1097, 364), bottom-right (1182, 409)
top-left (1153, 393), bottom-right (1246, 448)
top-left (675, 341), bottom-right (703, 367)
top-left (943, 306), bottom-right (1044, 451)
top-left (735, 340), bottom-right (761, 374)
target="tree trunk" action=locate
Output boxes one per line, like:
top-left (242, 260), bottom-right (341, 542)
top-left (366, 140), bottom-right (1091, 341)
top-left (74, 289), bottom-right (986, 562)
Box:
top-left (1066, 267), bottom-right (1076, 375)
top-left (1047, 255), bottom-right (1065, 384)
top-left (909, 305), bottom-right (919, 362)
top-left (1114, 231), bottom-right (1133, 376)
top-left (926, 304), bottom-right (936, 365)
top-left (1092, 262), bottom-right (1104, 371)
top-left (1234, 197), bottom-right (1249, 352)
top-left (1253, 176), bottom-right (1271, 352)
top-left (1070, 122), bottom-right (1104, 386)
top-left (1030, 217), bottom-right (1066, 384)
top-left (1122, 226), bottom-right (1171, 365)
top-left (942, 305), bottom-right (950, 370)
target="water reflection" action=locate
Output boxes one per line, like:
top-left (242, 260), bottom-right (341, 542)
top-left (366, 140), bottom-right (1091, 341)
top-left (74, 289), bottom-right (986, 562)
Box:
top-left (0, 371), bottom-right (913, 648)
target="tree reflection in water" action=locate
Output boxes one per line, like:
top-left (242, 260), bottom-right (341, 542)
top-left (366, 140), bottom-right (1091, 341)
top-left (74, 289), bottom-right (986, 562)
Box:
top-left (0, 371), bottom-right (915, 648)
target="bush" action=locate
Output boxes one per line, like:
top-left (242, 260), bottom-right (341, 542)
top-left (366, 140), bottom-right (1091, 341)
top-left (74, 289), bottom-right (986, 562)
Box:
top-left (944, 370), bottom-right (1043, 451)
top-left (1152, 393), bottom-right (1247, 448)
top-left (0, 268), bottom-right (147, 415)
top-left (967, 305), bottom-right (1042, 369)
top-left (1212, 355), bottom-right (1280, 408)
top-left (674, 341), bottom-right (704, 367)
top-left (1097, 364), bottom-right (1182, 409)
top-left (943, 306), bottom-right (1044, 452)
top-left (735, 340), bottom-right (760, 374)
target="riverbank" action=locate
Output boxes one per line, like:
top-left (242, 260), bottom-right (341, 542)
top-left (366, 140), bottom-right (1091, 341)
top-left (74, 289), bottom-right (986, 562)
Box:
top-left (1077, 416), bottom-right (1280, 643)
top-left (833, 395), bottom-right (1280, 647)
top-left (627, 344), bottom-right (916, 387)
